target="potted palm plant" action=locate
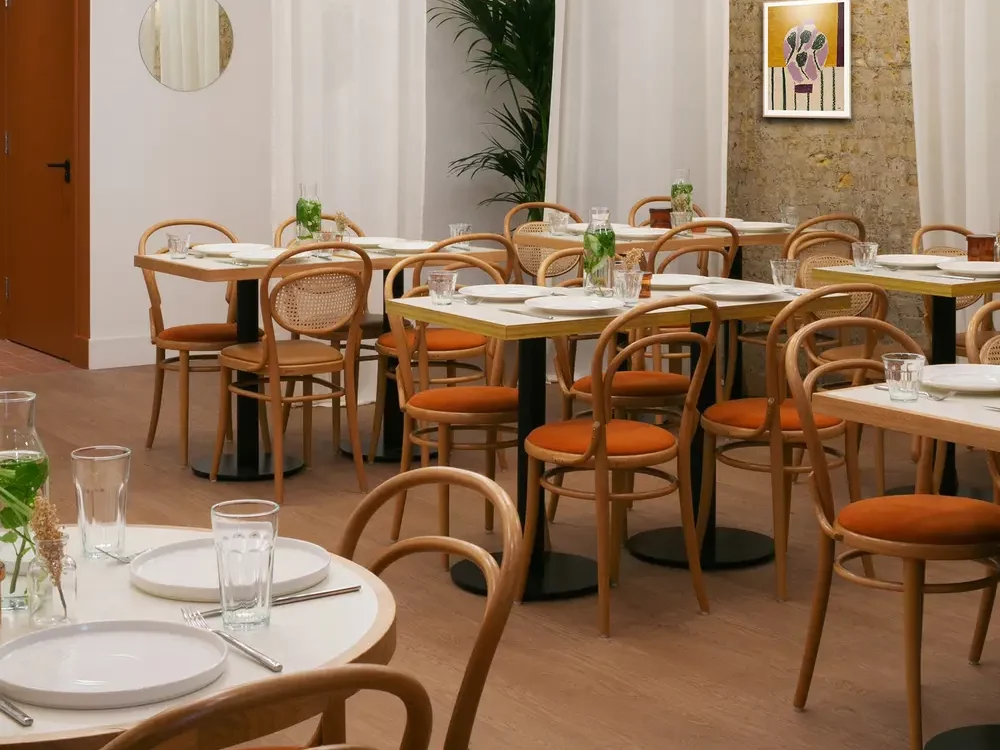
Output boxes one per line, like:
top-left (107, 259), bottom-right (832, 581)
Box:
top-left (430, 0), bottom-right (556, 218)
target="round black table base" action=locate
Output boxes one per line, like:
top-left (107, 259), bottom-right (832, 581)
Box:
top-left (925, 725), bottom-right (1000, 749)
top-left (191, 453), bottom-right (305, 481)
top-left (451, 552), bottom-right (598, 602)
top-left (886, 484), bottom-right (992, 501)
top-left (339, 434), bottom-right (432, 464)
top-left (627, 527), bottom-right (775, 570)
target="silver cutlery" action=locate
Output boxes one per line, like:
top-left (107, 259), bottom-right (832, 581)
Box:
top-left (217, 259), bottom-right (250, 267)
top-left (196, 584), bottom-right (362, 619)
top-left (918, 272), bottom-right (978, 282)
top-left (0, 695), bottom-right (32, 727)
top-left (873, 384), bottom-right (956, 401)
top-left (181, 608), bottom-right (283, 672)
top-left (501, 307), bottom-right (556, 320)
top-left (982, 405), bottom-right (1000, 413)
top-left (96, 547), bottom-right (151, 564)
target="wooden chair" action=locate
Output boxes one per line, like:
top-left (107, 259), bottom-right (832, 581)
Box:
top-left (966, 301), bottom-right (1000, 503)
top-left (700, 285), bottom-right (890, 600)
top-left (367, 234), bottom-right (517, 462)
top-left (337, 466), bottom-right (520, 750)
top-left (627, 195), bottom-right (706, 226)
top-left (138, 219), bottom-right (241, 466)
top-left (383, 253), bottom-right (518, 550)
top-left (780, 212), bottom-right (866, 256)
top-left (503, 201), bottom-right (583, 283)
top-left (518, 295), bottom-right (722, 636)
top-left (100, 664), bottom-right (433, 750)
top-left (211, 243), bottom-right (371, 502)
top-left (784, 315), bottom-right (1000, 750)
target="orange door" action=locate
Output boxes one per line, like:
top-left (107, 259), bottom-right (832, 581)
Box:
top-left (2, 0), bottom-right (76, 360)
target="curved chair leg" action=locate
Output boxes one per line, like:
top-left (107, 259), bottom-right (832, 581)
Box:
top-left (367, 355), bottom-right (389, 464)
top-left (331, 370), bottom-right (342, 457)
top-left (609, 471), bottom-right (627, 587)
top-left (696, 431), bottom-right (717, 548)
top-left (484, 428), bottom-right (497, 533)
top-left (902, 559), bottom-right (926, 750)
top-left (594, 454), bottom-right (612, 637)
top-left (302, 379), bottom-right (313, 466)
top-left (210, 367), bottom-right (230, 481)
top-left (344, 361), bottom-right (368, 493)
top-left (969, 580), bottom-right (997, 665)
top-left (547, 394), bottom-right (577, 524)
top-left (515, 456), bottom-right (543, 604)
top-left (146, 348), bottom-right (166, 450)
top-left (270, 375), bottom-right (285, 504)
top-left (437, 424), bottom-right (452, 570)
top-left (845, 424), bottom-right (877, 579)
top-left (794, 533), bottom-right (835, 710)
top-left (259, 397), bottom-right (272, 454)
top-left (770, 437), bottom-right (793, 601)
top-left (874, 428), bottom-right (886, 496)
top-left (223, 389), bottom-right (233, 443)
top-left (677, 461), bottom-right (710, 614)
top-left (390, 413), bottom-right (414, 542)
top-left (723, 322), bottom-right (738, 402)
top-left (282, 380), bottom-right (295, 432)
top-left (932, 439), bottom-right (947, 494)
top-left (178, 351), bottom-right (190, 466)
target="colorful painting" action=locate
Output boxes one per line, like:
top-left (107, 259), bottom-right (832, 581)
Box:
top-left (763, 0), bottom-right (851, 119)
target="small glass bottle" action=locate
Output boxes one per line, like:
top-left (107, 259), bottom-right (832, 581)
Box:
top-left (671, 168), bottom-right (694, 216)
top-left (295, 183), bottom-right (322, 240)
top-left (28, 537), bottom-right (77, 628)
top-left (583, 207), bottom-right (616, 297)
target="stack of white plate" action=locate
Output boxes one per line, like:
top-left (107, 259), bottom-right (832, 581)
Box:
top-left (523, 297), bottom-right (622, 316)
top-left (229, 247), bottom-right (308, 265)
top-left (874, 254), bottom-right (943, 270)
top-left (921, 364), bottom-right (1000, 393)
top-left (377, 240), bottom-right (436, 255)
top-left (458, 285), bottom-right (552, 302)
top-left (197, 243), bottom-right (271, 258)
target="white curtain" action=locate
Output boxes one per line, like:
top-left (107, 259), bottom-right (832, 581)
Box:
top-left (909, 0), bottom-right (1000, 330)
top-left (158, 0), bottom-right (221, 91)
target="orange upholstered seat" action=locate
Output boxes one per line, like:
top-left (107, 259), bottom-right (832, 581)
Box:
top-left (572, 371), bottom-right (690, 397)
top-left (838, 495), bottom-right (1000, 546)
top-left (527, 418), bottom-right (675, 456)
top-left (222, 340), bottom-right (343, 368)
top-left (408, 386), bottom-right (518, 413)
top-left (158, 323), bottom-right (238, 344)
top-left (377, 329), bottom-right (487, 351)
top-left (704, 398), bottom-right (841, 431)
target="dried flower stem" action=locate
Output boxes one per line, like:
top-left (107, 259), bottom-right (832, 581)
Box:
top-left (29, 495), bottom-right (67, 617)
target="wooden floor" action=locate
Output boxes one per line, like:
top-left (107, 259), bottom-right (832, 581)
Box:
top-left (7, 365), bottom-right (1000, 749)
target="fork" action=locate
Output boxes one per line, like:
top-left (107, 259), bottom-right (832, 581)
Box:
top-left (96, 547), bottom-right (151, 564)
top-left (873, 384), bottom-right (956, 401)
top-left (181, 608), bottom-right (283, 672)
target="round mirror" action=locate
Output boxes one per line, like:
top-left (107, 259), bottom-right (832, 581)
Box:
top-left (138, 0), bottom-right (234, 92)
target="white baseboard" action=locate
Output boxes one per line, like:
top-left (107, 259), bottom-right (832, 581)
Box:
top-left (88, 336), bottom-right (157, 370)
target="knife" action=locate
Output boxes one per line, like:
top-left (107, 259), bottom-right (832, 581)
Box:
top-left (501, 307), bottom-right (556, 320)
top-left (198, 584), bottom-right (362, 618)
top-left (0, 695), bottom-right (33, 727)
top-left (918, 273), bottom-right (978, 282)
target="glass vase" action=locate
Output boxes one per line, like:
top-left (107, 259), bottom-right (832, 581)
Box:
top-left (671, 168), bottom-right (694, 214)
top-left (583, 207), bottom-right (616, 297)
top-left (28, 537), bottom-right (77, 628)
top-left (0, 392), bottom-right (49, 612)
top-left (295, 183), bottom-right (322, 240)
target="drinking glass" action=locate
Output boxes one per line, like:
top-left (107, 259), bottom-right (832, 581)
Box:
top-left (882, 353), bottom-right (925, 402)
top-left (72, 446), bottom-right (130, 559)
top-left (770, 259), bottom-right (800, 292)
top-left (211, 500), bottom-right (279, 631)
top-left (547, 211), bottom-right (570, 236)
top-left (780, 205), bottom-right (800, 227)
top-left (852, 241), bottom-right (879, 271)
top-left (428, 270), bottom-right (458, 306)
top-left (449, 223), bottom-right (472, 238)
top-left (615, 266), bottom-right (644, 307)
top-left (671, 211), bottom-right (693, 229)
top-left (167, 233), bottom-right (190, 259)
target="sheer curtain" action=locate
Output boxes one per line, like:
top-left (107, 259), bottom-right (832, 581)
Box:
top-left (909, 0), bottom-right (1000, 329)
top-left (158, 0), bottom-right (221, 91)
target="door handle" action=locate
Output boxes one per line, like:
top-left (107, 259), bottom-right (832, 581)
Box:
top-left (45, 160), bottom-right (71, 184)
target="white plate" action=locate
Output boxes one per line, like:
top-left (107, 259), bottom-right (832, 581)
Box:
top-left (229, 247), bottom-right (307, 265)
top-left (196, 243), bottom-right (271, 258)
top-left (524, 296), bottom-right (623, 316)
top-left (378, 240), bottom-right (436, 255)
top-left (874, 254), bottom-right (943, 269)
top-left (920, 364), bottom-right (1000, 393)
top-left (566, 223), bottom-right (590, 234)
top-left (615, 226), bottom-right (667, 240)
top-left (689, 282), bottom-right (781, 301)
top-left (696, 217), bottom-right (743, 224)
top-left (0, 620), bottom-right (226, 709)
top-left (733, 222), bottom-right (793, 233)
top-left (937, 260), bottom-right (1000, 277)
top-left (130, 537), bottom-right (330, 602)
top-left (651, 274), bottom-right (721, 290)
top-left (342, 236), bottom-right (403, 250)
top-left (458, 284), bottom-right (553, 302)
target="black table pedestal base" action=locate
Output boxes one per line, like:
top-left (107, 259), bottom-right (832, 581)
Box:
top-left (191, 453), bottom-right (305, 481)
top-left (627, 527), bottom-right (775, 570)
top-left (451, 552), bottom-right (598, 601)
top-left (925, 725), bottom-right (1000, 749)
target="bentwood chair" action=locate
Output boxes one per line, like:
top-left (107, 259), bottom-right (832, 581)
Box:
top-left (503, 201), bottom-right (583, 283)
top-left (701, 285), bottom-right (890, 600)
top-left (780, 212), bottom-right (866, 256)
top-left (337, 466), bottom-right (521, 750)
top-left (367, 234), bottom-right (517, 462)
top-left (965, 301), bottom-right (1000, 502)
top-left (384, 253), bottom-right (518, 551)
top-left (139, 219), bottom-right (241, 465)
top-left (627, 196), bottom-right (706, 226)
top-left (101, 665), bottom-right (433, 750)
top-left (519, 296), bottom-right (721, 636)
top-left (785, 316), bottom-right (1000, 750)
top-left (211, 244), bottom-right (371, 501)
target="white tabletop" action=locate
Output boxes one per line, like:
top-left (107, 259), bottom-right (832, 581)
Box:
top-left (812, 264), bottom-right (1000, 297)
top-left (0, 525), bottom-right (395, 748)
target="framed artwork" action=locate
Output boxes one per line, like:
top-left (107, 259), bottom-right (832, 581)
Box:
top-left (763, 0), bottom-right (851, 119)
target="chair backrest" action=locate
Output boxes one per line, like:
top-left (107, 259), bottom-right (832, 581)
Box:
top-left (503, 203), bottom-right (582, 281)
top-left (537, 248), bottom-right (585, 287)
top-left (336, 466), bottom-right (520, 750)
top-left (648, 221), bottom-right (740, 276)
top-left (968, 299), bottom-right (1000, 364)
top-left (627, 196), bottom-right (706, 227)
top-left (913, 224), bottom-right (982, 314)
top-left (100, 664), bottom-right (433, 750)
top-left (274, 213), bottom-right (366, 247)
top-left (781, 213), bottom-right (865, 256)
top-left (784, 316), bottom-right (923, 535)
top-left (791, 232), bottom-right (874, 320)
top-left (384, 250), bottom-right (507, 403)
top-left (137, 219), bottom-right (239, 338)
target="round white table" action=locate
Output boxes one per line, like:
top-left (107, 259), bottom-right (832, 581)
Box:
top-left (0, 525), bottom-right (396, 749)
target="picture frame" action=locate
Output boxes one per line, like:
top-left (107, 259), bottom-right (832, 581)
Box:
top-left (763, 0), bottom-right (851, 119)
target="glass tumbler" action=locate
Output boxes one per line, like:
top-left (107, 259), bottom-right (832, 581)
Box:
top-left (449, 223), bottom-right (472, 239)
top-left (167, 233), bottom-right (190, 259)
top-left (615, 266), bottom-right (644, 307)
top-left (72, 446), bottom-right (130, 559)
top-left (671, 211), bottom-right (694, 229)
top-left (211, 499), bottom-right (279, 631)
top-left (428, 270), bottom-right (458, 306)
top-left (882, 353), bottom-right (925, 402)
top-left (852, 242), bottom-right (879, 271)
top-left (781, 205), bottom-right (800, 227)
top-left (547, 211), bottom-right (570, 236)
top-left (770, 259), bottom-right (800, 292)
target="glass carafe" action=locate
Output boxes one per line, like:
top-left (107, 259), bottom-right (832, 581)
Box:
top-left (583, 207), bottom-right (616, 296)
top-left (0, 392), bottom-right (49, 611)
top-left (295, 183), bottom-right (322, 240)
top-left (671, 168), bottom-right (694, 214)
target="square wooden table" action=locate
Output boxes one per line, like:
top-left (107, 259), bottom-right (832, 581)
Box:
top-left (387, 285), bottom-right (845, 601)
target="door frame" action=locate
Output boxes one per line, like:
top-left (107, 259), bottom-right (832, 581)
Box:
top-left (0, 0), bottom-right (90, 368)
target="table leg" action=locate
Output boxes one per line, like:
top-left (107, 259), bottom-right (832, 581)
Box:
top-left (451, 337), bottom-right (598, 601)
top-left (728, 245), bottom-right (745, 399)
top-left (924, 725), bottom-right (1000, 749)
top-left (931, 296), bottom-right (959, 496)
top-left (625, 320), bottom-right (775, 569)
top-left (191, 279), bottom-right (304, 481)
